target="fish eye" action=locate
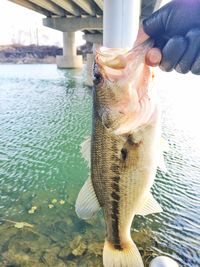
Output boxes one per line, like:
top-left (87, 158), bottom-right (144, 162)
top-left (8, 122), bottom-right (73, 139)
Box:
top-left (93, 72), bottom-right (103, 86)
top-left (93, 62), bottom-right (103, 86)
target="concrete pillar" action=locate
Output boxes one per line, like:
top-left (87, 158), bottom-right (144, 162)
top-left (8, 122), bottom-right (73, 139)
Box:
top-left (57, 32), bottom-right (82, 68)
top-left (63, 31), bottom-right (76, 56)
top-left (103, 0), bottom-right (141, 48)
top-left (85, 43), bottom-right (101, 87)
top-left (85, 53), bottom-right (94, 86)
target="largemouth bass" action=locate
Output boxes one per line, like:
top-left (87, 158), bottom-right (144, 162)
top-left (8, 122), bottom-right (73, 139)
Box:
top-left (76, 40), bottom-right (164, 267)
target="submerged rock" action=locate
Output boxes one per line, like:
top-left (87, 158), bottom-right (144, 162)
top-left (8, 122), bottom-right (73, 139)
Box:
top-left (65, 217), bottom-right (73, 226)
top-left (0, 191), bottom-right (162, 267)
top-left (78, 254), bottom-right (103, 267)
top-left (19, 229), bottom-right (40, 241)
top-left (65, 261), bottom-right (77, 267)
top-left (70, 235), bottom-right (87, 256)
top-left (0, 225), bottom-right (17, 253)
top-left (69, 235), bottom-right (82, 249)
top-left (59, 234), bottom-right (87, 260)
top-left (54, 220), bottom-right (69, 234)
top-left (42, 251), bottom-right (66, 266)
top-left (72, 242), bottom-right (87, 256)
top-left (58, 246), bottom-right (71, 259)
top-left (133, 229), bottom-right (153, 248)
top-left (2, 249), bottom-right (38, 266)
top-left (87, 242), bottom-right (103, 256)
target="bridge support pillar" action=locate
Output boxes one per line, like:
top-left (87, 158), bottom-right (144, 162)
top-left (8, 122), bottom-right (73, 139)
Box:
top-left (85, 43), bottom-right (101, 87)
top-left (57, 32), bottom-right (82, 69)
top-left (85, 53), bottom-right (94, 86)
top-left (83, 34), bottom-right (102, 86)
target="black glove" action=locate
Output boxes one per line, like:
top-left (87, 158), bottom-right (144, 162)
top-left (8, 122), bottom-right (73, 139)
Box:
top-left (143, 0), bottom-right (200, 74)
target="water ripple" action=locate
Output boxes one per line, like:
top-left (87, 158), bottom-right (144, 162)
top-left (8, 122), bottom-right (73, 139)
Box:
top-left (0, 66), bottom-right (200, 266)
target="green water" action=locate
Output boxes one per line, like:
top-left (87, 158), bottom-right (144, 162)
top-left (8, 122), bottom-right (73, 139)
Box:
top-left (0, 64), bottom-right (200, 267)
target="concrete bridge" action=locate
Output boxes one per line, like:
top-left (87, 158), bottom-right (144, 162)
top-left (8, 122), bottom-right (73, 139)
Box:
top-left (9, 0), bottom-right (104, 70)
top-left (8, 0), bottom-right (142, 85)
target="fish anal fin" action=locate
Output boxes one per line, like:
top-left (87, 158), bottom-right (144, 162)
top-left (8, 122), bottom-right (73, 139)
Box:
top-left (75, 177), bottom-right (101, 220)
top-left (80, 136), bottom-right (91, 165)
top-left (136, 193), bottom-right (163, 216)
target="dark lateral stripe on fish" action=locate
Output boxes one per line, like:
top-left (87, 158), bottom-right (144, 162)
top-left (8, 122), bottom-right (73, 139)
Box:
top-left (111, 200), bottom-right (122, 250)
top-left (111, 191), bottom-right (120, 201)
top-left (112, 176), bottom-right (120, 183)
top-left (111, 200), bottom-right (119, 215)
top-left (111, 182), bottom-right (120, 192)
top-left (111, 141), bottom-right (118, 154)
top-left (109, 140), bottom-right (122, 250)
top-left (111, 154), bottom-right (119, 161)
top-left (111, 163), bottom-right (120, 175)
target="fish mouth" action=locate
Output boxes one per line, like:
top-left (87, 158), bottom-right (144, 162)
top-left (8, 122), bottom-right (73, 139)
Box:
top-left (96, 47), bottom-right (130, 69)
top-left (95, 47), bottom-right (132, 80)
top-left (95, 39), bottom-right (154, 80)
top-left (96, 39), bottom-right (154, 67)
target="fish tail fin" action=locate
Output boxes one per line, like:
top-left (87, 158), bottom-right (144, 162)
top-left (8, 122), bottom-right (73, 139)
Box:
top-left (103, 239), bottom-right (144, 267)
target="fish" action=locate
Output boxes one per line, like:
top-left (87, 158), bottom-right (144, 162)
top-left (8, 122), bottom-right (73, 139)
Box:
top-left (76, 39), bottom-right (165, 267)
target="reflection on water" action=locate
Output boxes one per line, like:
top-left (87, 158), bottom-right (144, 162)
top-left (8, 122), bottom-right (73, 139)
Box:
top-left (0, 65), bottom-right (199, 267)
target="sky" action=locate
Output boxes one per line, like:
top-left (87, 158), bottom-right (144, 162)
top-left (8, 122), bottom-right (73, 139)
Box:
top-left (0, 0), bottom-right (84, 46)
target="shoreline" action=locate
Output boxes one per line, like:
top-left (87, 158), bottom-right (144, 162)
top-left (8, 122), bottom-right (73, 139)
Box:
top-left (0, 56), bottom-right (56, 64)
top-left (0, 43), bottom-right (92, 65)
top-left (0, 44), bottom-right (60, 65)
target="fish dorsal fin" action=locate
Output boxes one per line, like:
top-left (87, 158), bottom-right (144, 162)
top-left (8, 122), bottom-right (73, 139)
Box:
top-left (136, 193), bottom-right (163, 216)
top-left (80, 136), bottom-right (91, 165)
top-left (75, 177), bottom-right (101, 220)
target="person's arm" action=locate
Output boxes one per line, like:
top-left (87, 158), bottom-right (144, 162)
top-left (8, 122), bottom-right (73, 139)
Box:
top-left (141, 0), bottom-right (200, 74)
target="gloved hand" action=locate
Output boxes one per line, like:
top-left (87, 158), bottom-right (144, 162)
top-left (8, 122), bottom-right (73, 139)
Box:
top-left (143, 0), bottom-right (200, 74)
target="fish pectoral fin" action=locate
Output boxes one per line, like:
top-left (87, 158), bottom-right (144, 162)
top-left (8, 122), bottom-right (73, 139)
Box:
top-left (136, 193), bottom-right (163, 216)
top-left (80, 136), bottom-right (91, 165)
top-left (75, 177), bottom-right (101, 220)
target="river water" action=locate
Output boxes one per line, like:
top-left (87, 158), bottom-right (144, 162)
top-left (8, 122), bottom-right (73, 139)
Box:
top-left (0, 64), bottom-right (199, 267)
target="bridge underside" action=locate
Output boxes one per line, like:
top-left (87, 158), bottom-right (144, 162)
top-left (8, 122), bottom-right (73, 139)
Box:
top-left (9, 0), bottom-right (104, 17)
top-left (9, 0), bottom-right (103, 72)
top-left (8, 0), bottom-right (161, 86)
